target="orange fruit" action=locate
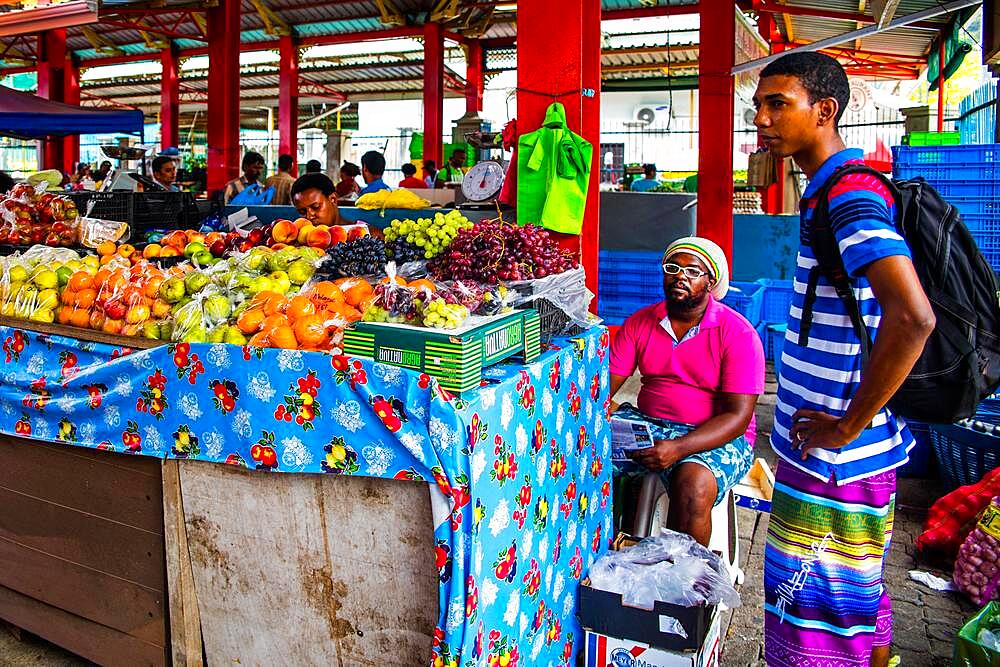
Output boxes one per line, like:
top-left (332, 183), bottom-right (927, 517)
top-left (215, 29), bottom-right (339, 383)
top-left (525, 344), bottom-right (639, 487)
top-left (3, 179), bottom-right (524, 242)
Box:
top-left (237, 308), bottom-right (266, 335)
top-left (261, 313), bottom-right (290, 332)
top-left (312, 282), bottom-right (345, 303)
top-left (286, 295), bottom-right (316, 321)
top-left (60, 289), bottom-right (76, 306)
top-left (269, 325), bottom-right (298, 350)
top-left (408, 278), bottom-right (437, 293)
top-left (142, 244), bottom-right (162, 259)
top-left (56, 305), bottom-right (73, 325)
top-left (96, 241), bottom-right (117, 257)
top-left (120, 286), bottom-right (146, 306)
top-left (126, 303), bottom-right (151, 325)
top-left (103, 273), bottom-right (128, 296)
top-left (293, 315), bottom-right (328, 348)
top-left (151, 299), bottom-right (172, 319)
top-left (379, 275), bottom-right (407, 286)
top-left (262, 295), bottom-right (289, 317)
top-left (99, 254), bottom-right (116, 266)
top-left (92, 269), bottom-right (111, 288)
top-left (143, 276), bottom-right (164, 300)
top-left (88, 308), bottom-right (105, 330)
top-left (121, 324), bottom-right (141, 337)
top-left (117, 244), bottom-right (136, 258)
top-left (247, 331), bottom-right (270, 348)
top-left (102, 318), bottom-right (124, 335)
top-left (342, 280), bottom-right (373, 307)
top-left (70, 307), bottom-right (92, 329)
top-left (160, 246), bottom-right (181, 258)
top-left (73, 288), bottom-right (96, 309)
top-left (67, 271), bottom-right (93, 292)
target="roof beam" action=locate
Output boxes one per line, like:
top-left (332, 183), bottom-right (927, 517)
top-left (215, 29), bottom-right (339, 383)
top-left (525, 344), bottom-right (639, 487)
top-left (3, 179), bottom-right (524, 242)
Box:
top-left (735, 0), bottom-right (979, 74)
top-left (753, 0), bottom-right (939, 30)
top-left (0, 0), bottom-right (97, 38)
top-left (248, 0), bottom-right (292, 37)
top-left (601, 4), bottom-right (700, 20)
top-left (870, 0), bottom-right (902, 28)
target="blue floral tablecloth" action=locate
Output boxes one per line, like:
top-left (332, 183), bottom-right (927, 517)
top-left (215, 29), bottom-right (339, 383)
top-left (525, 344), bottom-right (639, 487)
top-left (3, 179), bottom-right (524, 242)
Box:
top-left (0, 324), bottom-right (613, 667)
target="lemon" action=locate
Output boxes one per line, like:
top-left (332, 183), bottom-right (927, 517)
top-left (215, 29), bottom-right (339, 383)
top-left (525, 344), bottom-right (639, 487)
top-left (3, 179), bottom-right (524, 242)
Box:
top-left (32, 270), bottom-right (58, 290)
top-left (81, 255), bottom-right (100, 272)
top-left (29, 308), bottom-right (54, 324)
top-left (8, 265), bottom-right (28, 283)
top-left (35, 289), bottom-right (58, 310)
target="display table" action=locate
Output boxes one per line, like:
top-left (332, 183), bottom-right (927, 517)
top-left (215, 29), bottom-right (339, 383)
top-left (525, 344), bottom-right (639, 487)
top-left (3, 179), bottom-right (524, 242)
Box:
top-left (0, 323), bottom-right (612, 665)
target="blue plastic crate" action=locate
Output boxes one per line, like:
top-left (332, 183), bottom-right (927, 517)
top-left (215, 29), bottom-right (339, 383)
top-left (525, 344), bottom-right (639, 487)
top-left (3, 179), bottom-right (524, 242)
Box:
top-left (598, 250), bottom-right (664, 305)
top-left (757, 279), bottom-right (795, 324)
top-left (947, 196), bottom-right (1000, 218)
top-left (930, 423), bottom-right (1000, 490)
top-left (721, 281), bottom-right (764, 326)
top-left (597, 296), bottom-right (654, 327)
top-left (926, 181), bottom-right (1000, 199)
top-left (900, 421), bottom-right (934, 478)
top-left (961, 213), bottom-right (1000, 237)
top-left (894, 144), bottom-right (1000, 169)
top-left (766, 324), bottom-right (786, 376)
top-left (896, 163), bottom-right (1000, 182)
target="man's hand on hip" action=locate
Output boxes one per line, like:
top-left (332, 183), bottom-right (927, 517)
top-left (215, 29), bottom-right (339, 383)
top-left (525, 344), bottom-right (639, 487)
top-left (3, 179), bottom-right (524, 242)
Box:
top-left (790, 409), bottom-right (861, 460)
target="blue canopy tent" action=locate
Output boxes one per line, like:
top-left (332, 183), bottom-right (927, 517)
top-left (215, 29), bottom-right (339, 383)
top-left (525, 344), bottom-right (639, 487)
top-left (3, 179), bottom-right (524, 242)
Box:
top-left (0, 85), bottom-right (144, 140)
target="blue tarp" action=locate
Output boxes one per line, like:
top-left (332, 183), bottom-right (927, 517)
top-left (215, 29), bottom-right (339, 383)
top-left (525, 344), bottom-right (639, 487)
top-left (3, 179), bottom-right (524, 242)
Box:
top-left (0, 85), bottom-right (144, 139)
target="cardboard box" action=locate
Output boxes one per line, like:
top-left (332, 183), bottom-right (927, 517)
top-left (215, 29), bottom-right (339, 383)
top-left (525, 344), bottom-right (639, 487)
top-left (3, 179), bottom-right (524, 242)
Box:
top-left (731, 458), bottom-right (774, 513)
top-left (584, 609), bottom-right (721, 667)
top-left (342, 310), bottom-right (540, 394)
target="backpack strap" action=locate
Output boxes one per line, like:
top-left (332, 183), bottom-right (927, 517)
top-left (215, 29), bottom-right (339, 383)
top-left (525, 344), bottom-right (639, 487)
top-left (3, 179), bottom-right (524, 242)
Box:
top-left (799, 163), bottom-right (898, 367)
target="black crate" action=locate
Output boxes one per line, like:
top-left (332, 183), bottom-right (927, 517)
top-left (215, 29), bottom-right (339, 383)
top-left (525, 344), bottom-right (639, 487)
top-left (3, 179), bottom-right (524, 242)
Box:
top-left (74, 192), bottom-right (203, 240)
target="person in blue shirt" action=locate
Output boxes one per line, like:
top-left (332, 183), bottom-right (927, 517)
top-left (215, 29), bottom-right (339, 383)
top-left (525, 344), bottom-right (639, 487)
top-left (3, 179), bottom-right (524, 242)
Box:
top-left (359, 151), bottom-right (391, 196)
top-left (630, 164), bottom-right (661, 192)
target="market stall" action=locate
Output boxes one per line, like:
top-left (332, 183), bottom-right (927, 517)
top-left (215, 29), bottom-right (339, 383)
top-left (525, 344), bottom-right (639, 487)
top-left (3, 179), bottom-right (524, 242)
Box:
top-left (0, 85), bottom-right (144, 139)
top-left (0, 184), bottom-right (612, 665)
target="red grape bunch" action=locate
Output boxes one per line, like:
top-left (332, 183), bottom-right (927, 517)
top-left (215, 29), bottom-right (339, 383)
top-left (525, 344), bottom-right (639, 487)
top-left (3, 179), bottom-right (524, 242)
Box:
top-left (428, 221), bottom-right (578, 284)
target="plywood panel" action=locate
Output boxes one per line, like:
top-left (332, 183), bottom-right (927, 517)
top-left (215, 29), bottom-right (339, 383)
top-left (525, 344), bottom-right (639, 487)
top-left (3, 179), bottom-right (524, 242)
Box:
top-left (177, 461), bottom-right (439, 666)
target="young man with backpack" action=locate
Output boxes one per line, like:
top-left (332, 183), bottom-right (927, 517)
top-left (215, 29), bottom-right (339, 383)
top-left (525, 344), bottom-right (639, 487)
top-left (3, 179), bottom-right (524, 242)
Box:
top-left (753, 52), bottom-right (936, 667)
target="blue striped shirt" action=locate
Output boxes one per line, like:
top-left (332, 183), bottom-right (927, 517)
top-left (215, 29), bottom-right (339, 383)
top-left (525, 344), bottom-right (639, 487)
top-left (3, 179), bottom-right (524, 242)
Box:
top-left (770, 148), bottom-right (916, 484)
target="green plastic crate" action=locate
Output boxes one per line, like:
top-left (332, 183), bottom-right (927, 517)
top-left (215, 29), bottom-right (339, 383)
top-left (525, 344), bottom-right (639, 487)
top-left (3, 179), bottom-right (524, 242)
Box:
top-left (904, 131), bottom-right (961, 146)
top-left (342, 310), bottom-right (541, 394)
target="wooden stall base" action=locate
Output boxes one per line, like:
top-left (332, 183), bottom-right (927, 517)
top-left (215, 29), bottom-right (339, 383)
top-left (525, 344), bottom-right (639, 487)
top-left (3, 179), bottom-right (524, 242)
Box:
top-left (0, 436), bottom-right (170, 667)
top-left (167, 461), bottom-right (440, 666)
top-left (0, 315), bottom-right (165, 350)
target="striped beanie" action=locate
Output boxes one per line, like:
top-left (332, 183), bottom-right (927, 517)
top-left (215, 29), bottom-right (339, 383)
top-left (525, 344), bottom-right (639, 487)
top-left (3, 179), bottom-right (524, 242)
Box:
top-left (662, 236), bottom-right (730, 300)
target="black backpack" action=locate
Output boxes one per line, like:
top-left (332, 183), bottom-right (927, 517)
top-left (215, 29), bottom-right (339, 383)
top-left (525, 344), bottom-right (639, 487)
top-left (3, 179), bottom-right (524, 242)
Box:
top-left (799, 164), bottom-right (1000, 424)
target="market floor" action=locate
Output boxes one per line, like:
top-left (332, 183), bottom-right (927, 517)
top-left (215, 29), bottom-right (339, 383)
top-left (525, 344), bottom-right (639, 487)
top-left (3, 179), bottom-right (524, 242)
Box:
top-left (0, 369), bottom-right (979, 667)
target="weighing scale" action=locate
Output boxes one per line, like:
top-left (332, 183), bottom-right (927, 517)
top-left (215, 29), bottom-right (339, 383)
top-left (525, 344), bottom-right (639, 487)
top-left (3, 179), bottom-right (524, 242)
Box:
top-left (99, 145), bottom-right (150, 191)
top-left (457, 130), bottom-right (510, 210)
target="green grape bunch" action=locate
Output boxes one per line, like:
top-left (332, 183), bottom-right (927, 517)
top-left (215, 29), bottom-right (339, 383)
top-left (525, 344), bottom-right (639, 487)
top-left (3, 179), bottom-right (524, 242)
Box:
top-left (384, 210), bottom-right (473, 260)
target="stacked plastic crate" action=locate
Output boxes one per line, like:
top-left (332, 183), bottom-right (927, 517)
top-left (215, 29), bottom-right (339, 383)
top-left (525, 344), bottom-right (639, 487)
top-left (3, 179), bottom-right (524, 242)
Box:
top-left (894, 144), bottom-right (1000, 274)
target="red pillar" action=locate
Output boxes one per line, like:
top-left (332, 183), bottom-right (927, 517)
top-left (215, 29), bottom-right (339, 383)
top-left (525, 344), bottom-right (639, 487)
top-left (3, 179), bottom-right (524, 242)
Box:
top-left (937, 41), bottom-right (945, 133)
top-left (161, 44), bottom-right (180, 151)
top-left (581, 0), bottom-right (601, 308)
top-left (517, 0), bottom-right (601, 291)
top-left (63, 56), bottom-right (80, 176)
top-left (757, 16), bottom-right (784, 216)
top-left (465, 41), bottom-right (483, 115)
top-left (279, 34), bottom-right (299, 174)
top-left (423, 22), bottom-right (444, 168)
top-left (697, 0), bottom-right (735, 265)
top-left (37, 30), bottom-right (67, 172)
top-left (206, 0), bottom-right (241, 196)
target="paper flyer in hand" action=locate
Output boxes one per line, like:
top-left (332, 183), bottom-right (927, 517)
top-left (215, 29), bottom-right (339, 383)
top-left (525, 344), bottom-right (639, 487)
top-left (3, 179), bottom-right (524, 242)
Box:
top-left (611, 416), bottom-right (655, 461)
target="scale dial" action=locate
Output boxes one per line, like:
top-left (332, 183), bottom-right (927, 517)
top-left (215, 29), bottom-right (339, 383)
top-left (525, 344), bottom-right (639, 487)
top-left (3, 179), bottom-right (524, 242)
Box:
top-left (461, 160), bottom-right (505, 202)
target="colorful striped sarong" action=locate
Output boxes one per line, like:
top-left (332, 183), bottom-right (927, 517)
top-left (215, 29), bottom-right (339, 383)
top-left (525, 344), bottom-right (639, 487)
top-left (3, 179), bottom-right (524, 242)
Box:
top-left (763, 463), bottom-right (895, 667)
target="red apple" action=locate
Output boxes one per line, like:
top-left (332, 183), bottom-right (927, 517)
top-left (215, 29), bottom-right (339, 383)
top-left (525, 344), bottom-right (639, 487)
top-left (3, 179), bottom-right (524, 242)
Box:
top-left (210, 239), bottom-right (226, 257)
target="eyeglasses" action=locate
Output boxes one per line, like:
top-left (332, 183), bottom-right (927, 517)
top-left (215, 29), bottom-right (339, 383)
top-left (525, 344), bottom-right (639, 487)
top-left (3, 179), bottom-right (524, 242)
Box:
top-left (662, 263), bottom-right (710, 280)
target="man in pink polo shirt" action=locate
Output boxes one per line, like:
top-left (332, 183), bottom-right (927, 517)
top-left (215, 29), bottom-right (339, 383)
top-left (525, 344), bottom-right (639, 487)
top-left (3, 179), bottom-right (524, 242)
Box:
top-left (609, 236), bottom-right (765, 545)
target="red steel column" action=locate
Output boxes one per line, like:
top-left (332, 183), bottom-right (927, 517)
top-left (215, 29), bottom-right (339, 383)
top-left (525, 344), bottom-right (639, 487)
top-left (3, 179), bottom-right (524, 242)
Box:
top-left (279, 34), bottom-right (299, 174)
top-left (63, 56), bottom-right (80, 175)
top-left (37, 30), bottom-right (67, 171)
top-left (757, 16), bottom-right (784, 215)
top-left (465, 41), bottom-right (483, 115)
top-left (697, 0), bottom-right (736, 264)
top-left (423, 22), bottom-right (444, 168)
top-left (937, 40), bottom-right (945, 132)
top-left (206, 0), bottom-right (241, 195)
top-left (580, 0), bottom-right (601, 308)
top-left (161, 44), bottom-right (180, 151)
top-left (517, 0), bottom-right (582, 135)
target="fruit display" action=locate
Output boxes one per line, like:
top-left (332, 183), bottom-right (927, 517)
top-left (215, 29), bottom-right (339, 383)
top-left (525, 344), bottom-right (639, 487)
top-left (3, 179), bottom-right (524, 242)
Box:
top-left (361, 277), bottom-right (493, 330)
top-left (428, 220), bottom-right (578, 283)
top-left (0, 185), bottom-right (79, 247)
top-left (355, 188), bottom-right (430, 210)
top-left (321, 236), bottom-right (387, 278)
top-left (383, 210), bottom-right (473, 261)
top-left (263, 217), bottom-right (367, 250)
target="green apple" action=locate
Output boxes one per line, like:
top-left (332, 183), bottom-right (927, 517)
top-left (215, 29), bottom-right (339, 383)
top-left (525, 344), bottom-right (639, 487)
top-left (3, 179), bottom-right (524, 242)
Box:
top-left (142, 322), bottom-right (161, 339)
top-left (248, 275), bottom-right (274, 294)
top-left (203, 294), bottom-right (232, 322)
top-left (223, 326), bottom-right (248, 346)
top-left (269, 270), bottom-right (291, 295)
top-left (184, 241), bottom-right (207, 259)
top-left (173, 305), bottom-right (203, 333)
top-left (159, 277), bottom-right (186, 304)
top-left (55, 266), bottom-right (73, 287)
top-left (65, 259), bottom-right (84, 272)
top-left (192, 250), bottom-right (214, 267)
top-left (287, 259), bottom-right (315, 286)
top-left (230, 272), bottom-right (254, 290)
top-left (8, 265), bottom-right (28, 284)
top-left (159, 321), bottom-right (174, 341)
top-left (184, 272), bottom-right (210, 295)
top-left (245, 248), bottom-right (270, 272)
top-left (183, 325), bottom-right (208, 344)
